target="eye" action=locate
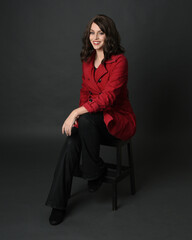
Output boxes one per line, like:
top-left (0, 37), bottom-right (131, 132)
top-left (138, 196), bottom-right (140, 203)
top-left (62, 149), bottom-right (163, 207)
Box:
top-left (99, 32), bottom-right (104, 35)
top-left (90, 31), bottom-right (94, 35)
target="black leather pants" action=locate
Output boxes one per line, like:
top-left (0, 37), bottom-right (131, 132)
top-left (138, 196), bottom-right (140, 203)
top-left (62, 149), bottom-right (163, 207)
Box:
top-left (45, 112), bottom-right (118, 210)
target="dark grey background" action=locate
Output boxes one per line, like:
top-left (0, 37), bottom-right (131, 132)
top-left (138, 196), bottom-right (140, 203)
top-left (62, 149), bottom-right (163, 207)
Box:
top-left (1, 0), bottom-right (192, 239)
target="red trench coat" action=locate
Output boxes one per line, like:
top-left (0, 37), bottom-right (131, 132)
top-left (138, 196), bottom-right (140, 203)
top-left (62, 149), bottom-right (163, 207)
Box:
top-left (75, 51), bottom-right (136, 141)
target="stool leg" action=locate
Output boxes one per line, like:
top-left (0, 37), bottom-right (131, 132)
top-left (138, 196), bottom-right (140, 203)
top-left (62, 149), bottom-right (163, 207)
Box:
top-left (113, 145), bottom-right (122, 210)
top-left (116, 145), bottom-right (122, 176)
top-left (127, 142), bottom-right (136, 195)
top-left (112, 182), bottom-right (117, 210)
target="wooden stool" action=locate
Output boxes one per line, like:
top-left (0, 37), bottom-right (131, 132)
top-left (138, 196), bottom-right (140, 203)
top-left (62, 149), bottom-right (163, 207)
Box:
top-left (74, 138), bottom-right (136, 210)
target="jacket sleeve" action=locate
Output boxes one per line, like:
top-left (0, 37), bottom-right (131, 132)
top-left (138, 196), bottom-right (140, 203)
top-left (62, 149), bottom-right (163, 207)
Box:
top-left (83, 56), bottom-right (128, 112)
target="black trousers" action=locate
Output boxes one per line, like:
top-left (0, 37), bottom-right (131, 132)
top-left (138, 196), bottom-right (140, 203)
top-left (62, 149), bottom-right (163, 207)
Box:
top-left (45, 112), bottom-right (118, 210)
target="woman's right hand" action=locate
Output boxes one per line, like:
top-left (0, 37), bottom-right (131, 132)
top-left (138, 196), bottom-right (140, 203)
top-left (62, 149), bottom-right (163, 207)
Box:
top-left (62, 106), bottom-right (87, 136)
top-left (62, 110), bottom-right (78, 136)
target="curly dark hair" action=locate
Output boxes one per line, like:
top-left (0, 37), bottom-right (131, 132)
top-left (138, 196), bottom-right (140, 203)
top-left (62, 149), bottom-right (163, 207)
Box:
top-left (80, 14), bottom-right (125, 63)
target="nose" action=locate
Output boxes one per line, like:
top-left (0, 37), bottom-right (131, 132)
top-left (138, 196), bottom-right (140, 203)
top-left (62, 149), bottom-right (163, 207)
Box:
top-left (95, 33), bottom-right (99, 40)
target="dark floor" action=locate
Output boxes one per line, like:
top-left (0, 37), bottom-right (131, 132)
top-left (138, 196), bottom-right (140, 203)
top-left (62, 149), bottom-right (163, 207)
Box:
top-left (0, 134), bottom-right (192, 240)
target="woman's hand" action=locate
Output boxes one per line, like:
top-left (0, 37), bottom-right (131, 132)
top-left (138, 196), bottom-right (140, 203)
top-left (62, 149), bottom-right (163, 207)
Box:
top-left (62, 110), bottom-right (78, 136)
top-left (62, 106), bottom-right (88, 136)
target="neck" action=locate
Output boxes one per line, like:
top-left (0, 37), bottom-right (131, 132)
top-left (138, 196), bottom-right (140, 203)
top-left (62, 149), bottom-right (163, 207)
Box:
top-left (95, 49), bottom-right (104, 62)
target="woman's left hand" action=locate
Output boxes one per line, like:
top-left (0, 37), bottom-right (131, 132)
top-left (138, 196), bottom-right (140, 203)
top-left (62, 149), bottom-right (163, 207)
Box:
top-left (62, 110), bottom-right (78, 136)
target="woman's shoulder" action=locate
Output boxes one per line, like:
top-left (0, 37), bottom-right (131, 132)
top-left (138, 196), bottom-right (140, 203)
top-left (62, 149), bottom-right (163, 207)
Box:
top-left (106, 54), bottom-right (128, 72)
top-left (106, 53), bottom-right (127, 64)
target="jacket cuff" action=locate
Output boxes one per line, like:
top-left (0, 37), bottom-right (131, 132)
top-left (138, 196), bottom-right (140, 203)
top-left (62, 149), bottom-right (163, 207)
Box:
top-left (83, 101), bottom-right (99, 112)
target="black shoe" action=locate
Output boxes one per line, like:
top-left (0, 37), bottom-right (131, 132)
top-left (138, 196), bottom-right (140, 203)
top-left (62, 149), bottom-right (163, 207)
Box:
top-left (88, 167), bottom-right (107, 192)
top-left (49, 208), bottom-right (66, 225)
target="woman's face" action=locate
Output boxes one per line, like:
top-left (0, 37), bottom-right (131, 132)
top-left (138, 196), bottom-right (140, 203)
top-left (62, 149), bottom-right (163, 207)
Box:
top-left (89, 22), bottom-right (106, 51)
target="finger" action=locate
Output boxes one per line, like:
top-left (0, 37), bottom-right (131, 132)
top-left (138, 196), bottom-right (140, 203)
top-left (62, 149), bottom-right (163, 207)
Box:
top-left (62, 122), bottom-right (66, 135)
top-left (68, 127), bottom-right (72, 136)
top-left (62, 124), bottom-right (65, 134)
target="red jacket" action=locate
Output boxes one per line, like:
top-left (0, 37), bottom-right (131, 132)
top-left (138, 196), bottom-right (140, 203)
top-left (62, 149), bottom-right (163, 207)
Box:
top-left (76, 51), bottom-right (136, 140)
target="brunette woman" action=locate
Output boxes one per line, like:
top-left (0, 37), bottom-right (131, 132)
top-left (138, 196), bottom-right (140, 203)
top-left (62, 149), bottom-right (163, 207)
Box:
top-left (45, 14), bottom-right (136, 225)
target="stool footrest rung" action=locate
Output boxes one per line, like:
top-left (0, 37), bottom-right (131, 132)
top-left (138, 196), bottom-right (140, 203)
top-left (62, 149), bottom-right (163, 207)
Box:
top-left (74, 163), bottom-right (131, 183)
top-left (105, 164), bottom-right (130, 183)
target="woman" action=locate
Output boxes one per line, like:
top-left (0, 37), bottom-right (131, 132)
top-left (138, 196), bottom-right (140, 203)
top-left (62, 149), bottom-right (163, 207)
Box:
top-left (45, 14), bottom-right (136, 225)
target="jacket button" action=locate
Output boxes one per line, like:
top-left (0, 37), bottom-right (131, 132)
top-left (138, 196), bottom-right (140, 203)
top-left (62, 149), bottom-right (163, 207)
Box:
top-left (98, 78), bottom-right (101, 83)
top-left (89, 91), bottom-right (92, 95)
top-left (89, 98), bottom-right (93, 102)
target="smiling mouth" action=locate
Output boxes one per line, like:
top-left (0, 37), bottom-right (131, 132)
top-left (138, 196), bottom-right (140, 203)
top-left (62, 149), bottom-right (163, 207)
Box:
top-left (93, 41), bottom-right (101, 45)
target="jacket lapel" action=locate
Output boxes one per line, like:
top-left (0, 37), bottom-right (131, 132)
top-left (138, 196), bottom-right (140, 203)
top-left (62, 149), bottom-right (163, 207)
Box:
top-left (94, 64), bottom-right (108, 82)
top-left (85, 51), bottom-right (118, 93)
top-left (94, 54), bottom-right (118, 82)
